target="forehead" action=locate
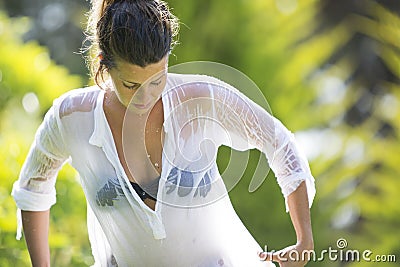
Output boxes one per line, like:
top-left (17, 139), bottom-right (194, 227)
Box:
top-left (114, 57), bottom-right (168, 84)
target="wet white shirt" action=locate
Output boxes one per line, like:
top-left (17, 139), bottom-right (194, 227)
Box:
top-left (12, 73), bottom-right (315, 267)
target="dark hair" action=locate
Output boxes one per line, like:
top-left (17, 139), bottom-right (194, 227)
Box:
top-left (85, 0), bottom-right (179, 86)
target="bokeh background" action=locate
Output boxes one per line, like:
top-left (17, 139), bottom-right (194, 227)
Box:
top-left (0, 0), bottom-right (399, 266)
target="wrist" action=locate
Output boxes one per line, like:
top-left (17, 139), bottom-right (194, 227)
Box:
top-left (296, 238), bottom-right (314, 251)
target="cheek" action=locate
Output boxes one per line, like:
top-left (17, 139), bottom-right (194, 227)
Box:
top-left (113, 84), bottom-right (136, 105)
top-left (153, 80), bottom-right (168, 96)
top-left (139, 82), bottom-right (166, 98)
top-left (120, 91), bottom-right (137, 106)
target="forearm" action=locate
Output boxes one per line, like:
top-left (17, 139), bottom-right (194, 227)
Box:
top-left (287, 181), bottom-right (314, 249)
top-left (22, 210), bottom-right (51, 267)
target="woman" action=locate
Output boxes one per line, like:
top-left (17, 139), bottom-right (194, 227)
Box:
top-left (12, 0), bottom-right (316, 266)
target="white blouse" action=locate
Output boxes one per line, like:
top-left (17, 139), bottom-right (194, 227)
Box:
top-left (12, 73), bottom-right (315, 267)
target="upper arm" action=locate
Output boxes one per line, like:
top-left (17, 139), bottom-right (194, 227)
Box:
top-left (189, 77), bottom-right (316, 210)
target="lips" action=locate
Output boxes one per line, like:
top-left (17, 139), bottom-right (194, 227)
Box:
top-left (133, 102), bottom-right (152, 109)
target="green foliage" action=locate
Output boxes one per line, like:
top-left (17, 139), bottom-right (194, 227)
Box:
top-left (0, 12), bottom-right (82, 114)
top-left (305, 3), bottom-right (400, 267)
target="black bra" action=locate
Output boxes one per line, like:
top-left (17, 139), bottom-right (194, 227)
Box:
top-left (129, 180), bottom-right (158, 202)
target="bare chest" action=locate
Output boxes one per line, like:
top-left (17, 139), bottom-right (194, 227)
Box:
top-left (103, 95), bottom-right (164, 209)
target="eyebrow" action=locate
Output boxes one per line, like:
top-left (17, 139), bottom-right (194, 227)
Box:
top-left (121, 73), bottom-right (166, 86)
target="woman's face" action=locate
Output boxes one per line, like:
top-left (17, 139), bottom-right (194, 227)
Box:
top-left (108, 56), bottom-right (168, 113)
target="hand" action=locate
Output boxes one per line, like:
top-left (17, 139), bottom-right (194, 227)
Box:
top-left (258, 242), bottom-right (313, 267)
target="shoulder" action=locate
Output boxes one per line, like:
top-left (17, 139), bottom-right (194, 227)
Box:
top-left (167, 73), bottom-right (226, 87)
top-left (55, 86), bottom-right (101, 119)
top-left (166, 73), bottom-right (230, 100)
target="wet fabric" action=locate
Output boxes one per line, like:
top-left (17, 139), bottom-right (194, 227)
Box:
top-left (12, 73), bottom-right (315, 267)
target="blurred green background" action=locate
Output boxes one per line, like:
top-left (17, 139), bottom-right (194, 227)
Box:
top-left (0, 0), bottom-right (399, 266)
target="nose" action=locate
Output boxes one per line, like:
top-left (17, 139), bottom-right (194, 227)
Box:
top-left (133, 84), bottom-right (159, 105)
top-left (133, 89), bottom-right (150, 104)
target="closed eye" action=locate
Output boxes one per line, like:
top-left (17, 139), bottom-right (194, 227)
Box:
top-left (123, 83), bottom-right (140, 90)
top-left (150, 80), bottom-right (162, 86)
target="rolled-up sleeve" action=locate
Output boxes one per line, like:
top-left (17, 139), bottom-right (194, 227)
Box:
top-left (12, 98), bottom-right (69, 212)
top-left (266, 116), bottom-right (316, 211)
top-left (207, 78), bottom-right (316, 212)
